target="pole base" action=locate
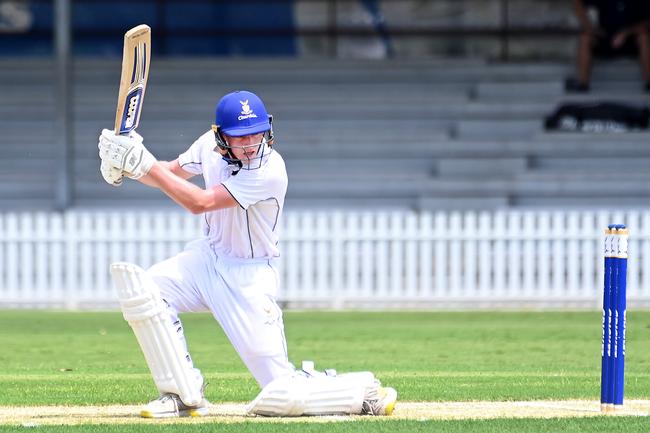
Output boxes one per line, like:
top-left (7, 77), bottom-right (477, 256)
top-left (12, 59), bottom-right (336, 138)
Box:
top-left (600, 403), bottom-right (615, 413)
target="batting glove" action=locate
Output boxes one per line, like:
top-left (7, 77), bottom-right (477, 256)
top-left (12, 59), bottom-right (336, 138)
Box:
top-left (98, 128), bottom-right (155, 179)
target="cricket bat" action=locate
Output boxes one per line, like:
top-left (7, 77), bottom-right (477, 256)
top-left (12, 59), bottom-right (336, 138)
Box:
top-left (114, 24), bottom-right (151, 135)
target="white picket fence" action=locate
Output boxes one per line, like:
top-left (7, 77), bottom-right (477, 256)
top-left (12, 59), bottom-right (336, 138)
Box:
top-left (1, 209), bottom-right (650, 309)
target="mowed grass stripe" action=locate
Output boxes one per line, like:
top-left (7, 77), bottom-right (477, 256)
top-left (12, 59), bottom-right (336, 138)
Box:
top-left (7, 371), bottom-right (647, 381)
top-left (1, 417), bottom-right (650, 433)
top-left (2, 370), bottom-right (648, 404)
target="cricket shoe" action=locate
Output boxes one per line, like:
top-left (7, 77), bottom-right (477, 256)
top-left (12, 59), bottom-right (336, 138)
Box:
top-left (140, 393), bottom-right (210, 418)
top-left (362, 386), bottom-right (397, 416)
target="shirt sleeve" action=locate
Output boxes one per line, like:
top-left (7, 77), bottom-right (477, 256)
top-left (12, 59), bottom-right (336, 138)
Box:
top-left (222, 161), bottom-right (288, 210)
top-left (177, 130), bottom-right (212, 175)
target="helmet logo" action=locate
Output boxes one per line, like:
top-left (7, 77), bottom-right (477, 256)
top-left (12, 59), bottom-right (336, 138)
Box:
top-left (240, 100), bottom-right (252, 115)
top-left (238, 100), bottom-right (258, 121)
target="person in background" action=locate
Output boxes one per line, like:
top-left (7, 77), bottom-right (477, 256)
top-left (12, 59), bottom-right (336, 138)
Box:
top-left (566, 0), bottom-right (650, 92)
top-left (360, 0), bottom-right (394, 57)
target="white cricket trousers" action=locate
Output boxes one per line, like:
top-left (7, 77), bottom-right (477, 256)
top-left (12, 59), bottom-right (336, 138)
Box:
top-left (147, 239), bottom-right (295, 388)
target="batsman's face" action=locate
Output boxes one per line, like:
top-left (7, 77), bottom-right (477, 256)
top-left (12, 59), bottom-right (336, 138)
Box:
top-left (225, 132), bottom-right (265, 162)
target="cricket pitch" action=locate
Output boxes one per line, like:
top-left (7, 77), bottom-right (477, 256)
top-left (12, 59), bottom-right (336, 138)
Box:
top-left (1, 400), bottom-right (649, 426)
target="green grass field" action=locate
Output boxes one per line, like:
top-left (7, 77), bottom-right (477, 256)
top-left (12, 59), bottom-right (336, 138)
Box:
top-left (1, 310), bottom-right (649, 432)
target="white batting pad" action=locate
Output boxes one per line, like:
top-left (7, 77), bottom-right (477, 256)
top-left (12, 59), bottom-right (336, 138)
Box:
top-left (246, 370), bottom-right (378, 416)
top-left (300, 360), bottom-right (377, 384)
top-left (111, 262), bottom-right (203, 406)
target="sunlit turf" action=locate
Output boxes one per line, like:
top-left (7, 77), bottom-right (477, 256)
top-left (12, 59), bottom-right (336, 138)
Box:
top-left (0, 310), bottom-right (649, 405)
top-left (1, 310), bottom-right (649, 432)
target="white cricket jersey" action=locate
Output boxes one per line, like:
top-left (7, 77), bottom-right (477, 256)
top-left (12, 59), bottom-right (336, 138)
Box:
top-left (177, 130), bottom-right (287, 260)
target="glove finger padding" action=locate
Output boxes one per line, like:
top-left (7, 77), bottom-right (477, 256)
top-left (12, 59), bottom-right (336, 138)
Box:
top-left (99, 128), bottom-right (155, 179)
top-left (100, 159), bottom-right (123, 187)
top-left (98, 129), bottom-right (138, 161)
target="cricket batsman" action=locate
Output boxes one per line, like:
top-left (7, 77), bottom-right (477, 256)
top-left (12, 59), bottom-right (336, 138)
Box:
top-left (97, 90), bottom-right (398, 418)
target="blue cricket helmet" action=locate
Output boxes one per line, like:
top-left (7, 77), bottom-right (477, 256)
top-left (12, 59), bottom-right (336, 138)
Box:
top-left (211, 90), bottom-right (275, 172)
top-left (215, 90), bottom-right (271, 136)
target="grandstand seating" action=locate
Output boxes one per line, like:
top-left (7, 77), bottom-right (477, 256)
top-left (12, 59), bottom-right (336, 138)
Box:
top-left (1, 58), bottom-right (650, 210)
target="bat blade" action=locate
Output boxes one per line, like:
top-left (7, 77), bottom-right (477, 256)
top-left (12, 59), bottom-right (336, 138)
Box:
top-left (114, 24), bottom-right (151, 135)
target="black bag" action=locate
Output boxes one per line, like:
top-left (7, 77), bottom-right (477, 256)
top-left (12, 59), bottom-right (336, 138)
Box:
top-left (544, 102), bottom-right (650, 132)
